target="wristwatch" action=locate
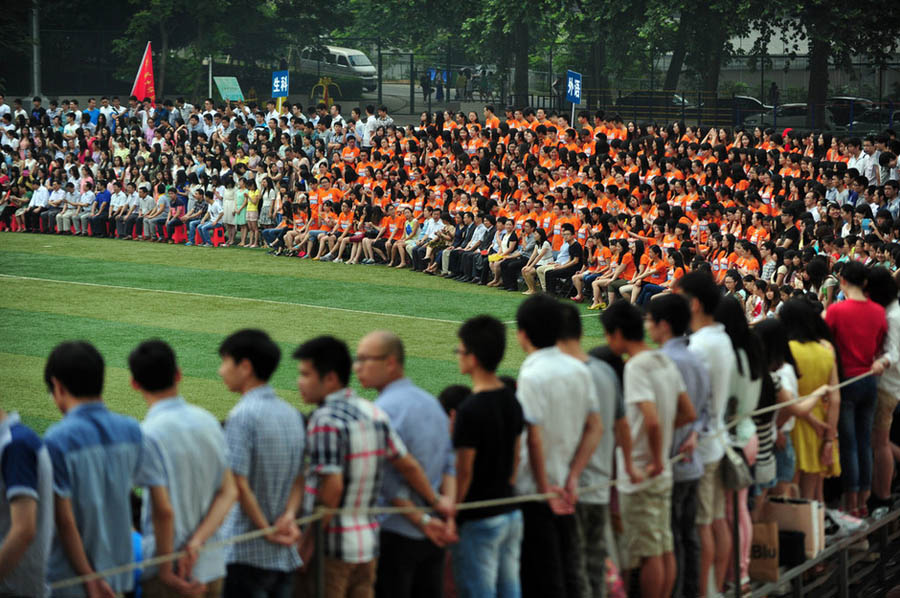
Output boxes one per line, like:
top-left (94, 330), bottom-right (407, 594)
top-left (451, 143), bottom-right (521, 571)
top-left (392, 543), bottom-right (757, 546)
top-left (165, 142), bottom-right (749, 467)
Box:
top-left (420, 513), bottom-right (432, 528)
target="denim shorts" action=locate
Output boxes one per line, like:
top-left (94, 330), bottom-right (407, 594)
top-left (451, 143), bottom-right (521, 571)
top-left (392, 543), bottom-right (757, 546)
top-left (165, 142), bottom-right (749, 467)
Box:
top-left (774, 433), bottom-right (796, 483)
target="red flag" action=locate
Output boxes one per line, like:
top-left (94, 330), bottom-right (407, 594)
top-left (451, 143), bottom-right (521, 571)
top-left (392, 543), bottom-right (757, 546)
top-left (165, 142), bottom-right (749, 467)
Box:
top-left (130, 42), bottom-right (156, 107)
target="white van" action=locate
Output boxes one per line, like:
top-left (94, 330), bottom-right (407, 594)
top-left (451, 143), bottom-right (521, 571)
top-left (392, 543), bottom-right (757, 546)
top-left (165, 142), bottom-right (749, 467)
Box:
top-left (297, 45), bottom-right (378, 92)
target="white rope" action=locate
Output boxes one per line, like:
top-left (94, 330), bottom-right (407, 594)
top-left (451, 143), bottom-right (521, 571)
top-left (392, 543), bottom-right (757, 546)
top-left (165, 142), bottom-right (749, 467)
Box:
top-left (50, 369), bottom-right (872, 590)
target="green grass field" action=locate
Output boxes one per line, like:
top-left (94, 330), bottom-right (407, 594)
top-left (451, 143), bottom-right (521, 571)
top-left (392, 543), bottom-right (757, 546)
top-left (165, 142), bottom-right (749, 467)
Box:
top-left (0, 234), bottom-right (606, 432)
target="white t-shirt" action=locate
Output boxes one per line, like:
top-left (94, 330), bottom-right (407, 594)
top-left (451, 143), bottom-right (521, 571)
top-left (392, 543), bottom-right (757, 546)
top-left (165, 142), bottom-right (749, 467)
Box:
top-left (515, 346), bottom-right (599, 495)
top-left (616, 349), bottom-right (685, 494)
top-left (879, 301), bottom-right (900, 397)
top-left (689, 323), bottom-right (737, 465)
top-left (773, 362), bottom-right (798, 434)
top-left (535, 241), bottom-right (554, 265)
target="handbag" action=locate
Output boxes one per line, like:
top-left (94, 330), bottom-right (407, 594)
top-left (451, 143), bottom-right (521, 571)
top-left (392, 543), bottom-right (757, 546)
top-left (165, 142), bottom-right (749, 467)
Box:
top-left (720, 444), bottom-right (753, 490)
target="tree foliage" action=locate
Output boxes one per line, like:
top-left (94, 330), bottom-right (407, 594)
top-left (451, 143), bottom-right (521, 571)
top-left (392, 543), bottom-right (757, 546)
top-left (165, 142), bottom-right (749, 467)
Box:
top-left (750, 0), bottom-right (900, 125)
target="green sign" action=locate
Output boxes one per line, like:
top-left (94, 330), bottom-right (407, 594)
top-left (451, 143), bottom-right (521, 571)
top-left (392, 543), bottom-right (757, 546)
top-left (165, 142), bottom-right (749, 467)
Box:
top-left (213, 76), bottom-right (244, 101)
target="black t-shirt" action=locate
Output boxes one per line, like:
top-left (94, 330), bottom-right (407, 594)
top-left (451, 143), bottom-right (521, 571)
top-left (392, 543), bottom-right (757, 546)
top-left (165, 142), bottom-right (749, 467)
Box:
top-left (568, 241), bottom-right (584, 267)
top-left (779, 225), bottom-right (799, 248)
top-left (453, 387), bottom-right (524, 521)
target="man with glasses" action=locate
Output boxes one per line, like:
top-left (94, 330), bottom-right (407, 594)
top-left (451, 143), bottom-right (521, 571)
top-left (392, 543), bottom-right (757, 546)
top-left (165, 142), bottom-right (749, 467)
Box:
top-left (354, 331), bottom-right (455, 598)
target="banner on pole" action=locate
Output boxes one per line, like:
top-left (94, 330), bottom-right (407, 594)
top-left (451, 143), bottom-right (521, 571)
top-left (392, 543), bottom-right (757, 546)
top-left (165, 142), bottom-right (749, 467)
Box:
top-left (130, 42), bottom-right (156, 106)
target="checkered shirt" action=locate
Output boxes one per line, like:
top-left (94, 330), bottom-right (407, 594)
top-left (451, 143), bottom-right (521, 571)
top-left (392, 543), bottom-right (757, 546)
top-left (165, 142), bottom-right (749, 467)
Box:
top-left (304, 388), bottom-right (407, 563)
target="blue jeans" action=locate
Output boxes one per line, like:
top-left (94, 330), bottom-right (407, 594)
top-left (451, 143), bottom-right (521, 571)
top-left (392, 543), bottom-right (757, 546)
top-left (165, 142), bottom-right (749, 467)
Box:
top-left (839, 375), bottom-right (878, 493)
top-left (637, 283), bottom-right (666, 305)
top-left (200, 222), bottom-right (222, 245)
top-left (261, 227), bottom-right (284, 246)
top-left (451, 509), bottom-right (523, 598)
top-left (186, 218), bottom-right (202, 244)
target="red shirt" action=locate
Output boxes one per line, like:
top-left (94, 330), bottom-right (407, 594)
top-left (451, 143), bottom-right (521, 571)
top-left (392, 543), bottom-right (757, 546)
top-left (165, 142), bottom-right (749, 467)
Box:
top-left (825, 299), bottom-right (887, 378)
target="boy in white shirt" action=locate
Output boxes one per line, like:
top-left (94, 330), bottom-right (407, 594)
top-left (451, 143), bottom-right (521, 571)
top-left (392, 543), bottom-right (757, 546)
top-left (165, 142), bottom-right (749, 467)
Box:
top-left (602, 300), bottom-right (695, 598)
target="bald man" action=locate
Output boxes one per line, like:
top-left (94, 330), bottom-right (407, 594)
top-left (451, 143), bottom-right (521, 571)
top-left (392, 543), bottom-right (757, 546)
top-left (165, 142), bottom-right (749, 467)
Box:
top-left (354, 331), bottom-right (456, 598)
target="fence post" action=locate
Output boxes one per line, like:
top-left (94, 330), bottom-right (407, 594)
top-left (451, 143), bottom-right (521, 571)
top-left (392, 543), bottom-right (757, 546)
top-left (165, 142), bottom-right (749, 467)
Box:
top-left (731, 491), bottom-right (741, 598)
top-left (409, 55), bottom-right (415, 115)
top-left (698, 90), bottom-right (703, 128)
top-left (316, 519), bottom-right (325, 598)
top-left (733, 93), bottom-right (738, 127)
top-left (681, 92), bottom-right (685, 123)
top-left (377, 37), bottom-right (383, 107)
top-left (838, 545), bottom-right (849, 598)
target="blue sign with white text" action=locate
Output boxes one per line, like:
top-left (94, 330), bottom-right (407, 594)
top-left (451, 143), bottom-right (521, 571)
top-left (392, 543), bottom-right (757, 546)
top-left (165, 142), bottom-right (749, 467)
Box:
top-left (272, 71), bottom-right (289, 98)
top-left (566, 70), bottom-right (582, 105)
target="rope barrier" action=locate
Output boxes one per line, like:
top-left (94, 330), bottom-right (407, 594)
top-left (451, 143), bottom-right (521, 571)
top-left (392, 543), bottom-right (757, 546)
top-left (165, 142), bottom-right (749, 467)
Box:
top-left (49, 367), bottom-right (873, 590)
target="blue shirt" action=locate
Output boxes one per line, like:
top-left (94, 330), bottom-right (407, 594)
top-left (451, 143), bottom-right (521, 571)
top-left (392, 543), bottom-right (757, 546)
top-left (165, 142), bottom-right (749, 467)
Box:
top-left (661, 337), bottom-right (711, 482)
top-left (0, 413), bottom-right (53, 598)
top-left (44, 402), bottom-right (164, 597)
top-left (86, 108), bottom-right (100, 125)
top-left (375, 378), bottom-right (454, 539)
top-left (94, 190), bottom-right (111, 213)
top-left (223, 385), bottom-right (305, 571)
top-left (140, 397), bottom-right (228, 583)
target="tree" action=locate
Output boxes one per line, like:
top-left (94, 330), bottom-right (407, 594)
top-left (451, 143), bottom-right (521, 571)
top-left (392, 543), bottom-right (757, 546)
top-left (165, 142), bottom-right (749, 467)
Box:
top-left (114, 0), bottom-right (344, 97)
top-left (752, 1), bottom-right (900, 126)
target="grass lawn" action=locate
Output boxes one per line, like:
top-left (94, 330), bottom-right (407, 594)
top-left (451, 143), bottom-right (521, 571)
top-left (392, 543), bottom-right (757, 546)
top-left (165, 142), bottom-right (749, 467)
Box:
top-left (0, 233), bottom-right (606, 432)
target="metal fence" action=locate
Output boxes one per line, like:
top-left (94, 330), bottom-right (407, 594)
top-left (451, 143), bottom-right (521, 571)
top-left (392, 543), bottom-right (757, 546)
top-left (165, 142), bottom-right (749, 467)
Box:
top-left (749, 509), bottom-right (900, 598)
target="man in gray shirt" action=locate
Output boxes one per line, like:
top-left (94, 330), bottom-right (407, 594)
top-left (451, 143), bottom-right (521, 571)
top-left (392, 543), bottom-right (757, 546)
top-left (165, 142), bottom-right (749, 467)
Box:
top-left (646, 294), bottom-right (711, 598)
top-left (557, 303), bottom-right (627, 598)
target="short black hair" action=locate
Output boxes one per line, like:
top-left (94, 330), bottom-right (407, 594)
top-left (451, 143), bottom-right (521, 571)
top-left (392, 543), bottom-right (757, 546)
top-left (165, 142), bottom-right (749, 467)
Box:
top-left (128, 340), bottom-right (177, 392)
top-left (438, 384), bottom-right (472, 415)
top-left (866, 266), bottom-right (898, 307)
top-left (674, 271), bottom-right (720, 315)
top-left (292, 336), bottom-right (352, 386)
top-left (218, 329), bottom-right (281, 382)
top-left (516, 294), bottom-right (562, 348)
top-left (840, 260), bottom-right (868, 288)
top-left (600, 301), bottom-right (644, 341)
top-left (458, 315), bottom-right (507, 372)
top-left (558, 302), bottom-right (583, 341)
top-left (646, 293), bottom-right (691, 337)
top-left (44, 341), bottom-right (104, 397)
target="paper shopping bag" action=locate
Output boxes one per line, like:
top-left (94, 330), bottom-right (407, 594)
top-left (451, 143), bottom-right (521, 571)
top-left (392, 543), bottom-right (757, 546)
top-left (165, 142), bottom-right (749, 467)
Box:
top-left (762, 497), bottom-right (824, 559)
top-left (749, 521), bottom-right (780, 582)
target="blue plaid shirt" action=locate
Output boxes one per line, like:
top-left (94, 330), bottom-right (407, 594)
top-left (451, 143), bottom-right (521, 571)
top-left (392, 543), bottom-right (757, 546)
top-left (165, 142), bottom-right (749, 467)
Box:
top-left (44, 402), bottom-right (165, 597)
top-left (223, 385), bottom-right (305, 571)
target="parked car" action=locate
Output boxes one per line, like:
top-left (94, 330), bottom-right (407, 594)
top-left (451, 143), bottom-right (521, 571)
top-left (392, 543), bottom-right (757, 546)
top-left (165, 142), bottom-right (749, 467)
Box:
top-left (297, 45), bottom-right (378, 92)
top-left (849, 107), bottom-right (900, 134)
top-left (743, 103), bottom-right (841, 130)
top-left (615, 91), bottom-right (702, 110)
top-left (729, 95), bottom-right (771, 121)
top-left (827, 97), bottom-right (874, 126)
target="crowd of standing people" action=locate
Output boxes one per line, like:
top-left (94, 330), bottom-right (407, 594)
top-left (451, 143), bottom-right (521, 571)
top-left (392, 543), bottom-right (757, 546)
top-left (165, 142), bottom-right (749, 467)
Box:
top-left (2, 271), bottom-right (900, 598)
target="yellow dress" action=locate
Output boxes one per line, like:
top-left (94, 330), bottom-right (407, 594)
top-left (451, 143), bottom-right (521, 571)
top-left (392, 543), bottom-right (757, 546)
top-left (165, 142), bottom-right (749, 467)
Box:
top-left (789, 340), bottom-right (841, 477)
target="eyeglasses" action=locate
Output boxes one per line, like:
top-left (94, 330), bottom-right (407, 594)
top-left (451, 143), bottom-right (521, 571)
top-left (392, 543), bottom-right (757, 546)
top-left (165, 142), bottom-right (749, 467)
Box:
top-left (354, 354), bottom-right (388, 363)
top-left (453, 347), bottom-right (470, 356)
